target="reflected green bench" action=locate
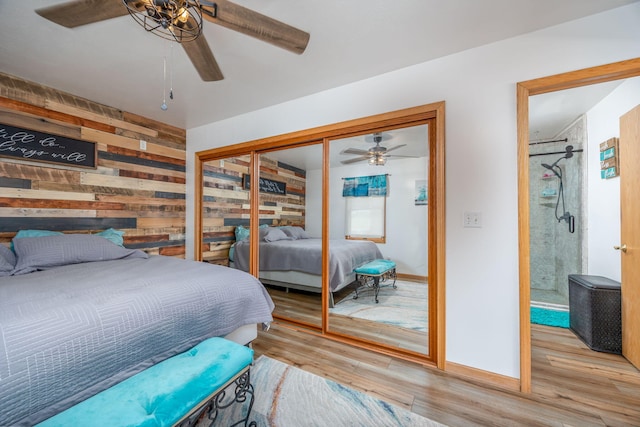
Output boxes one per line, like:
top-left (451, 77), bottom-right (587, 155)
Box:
top-left (354, 259), bottom-right (397, 303)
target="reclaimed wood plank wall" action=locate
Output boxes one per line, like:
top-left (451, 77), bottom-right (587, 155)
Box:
top-left (202, 155), bottom-right (306, 265)
top-left (0, 73), bottom-right (187, 257)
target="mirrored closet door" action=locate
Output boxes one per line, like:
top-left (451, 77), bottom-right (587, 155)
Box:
top-left (196, 102), bottom-right (444, 366)
top-left (326, 124), bottom-right (430, 356)
top-left (200, 154), bottom-right (252, 266)
top-left (256, 144), bottom-right (324, 328)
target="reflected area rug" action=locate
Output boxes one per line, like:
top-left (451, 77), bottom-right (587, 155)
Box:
top-left (330, 280), bottom-right (428, 332)
top-left (214, 355), bottom-right (445, 427)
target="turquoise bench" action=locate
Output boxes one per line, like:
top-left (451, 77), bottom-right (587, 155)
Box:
top-left (36, 338), bottom-right (255, 427)
top-left (354, 259), bottom-right (397, 303)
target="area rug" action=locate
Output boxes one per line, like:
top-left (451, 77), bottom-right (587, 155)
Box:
top-left (213, 355), bottom-right (445, 427)
top-left (530, 306), bottom-right (569, 328)
top-left (329, 280), bottom-right (428, 332)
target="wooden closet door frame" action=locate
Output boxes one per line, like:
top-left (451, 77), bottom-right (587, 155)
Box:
top-left (517, 58), bottom-right (640, 393)
top-left (195, 101), bottom-right (446, 368)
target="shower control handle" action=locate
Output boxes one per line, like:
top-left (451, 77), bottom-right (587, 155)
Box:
top-left (614, 244), bottom-right (627, 253)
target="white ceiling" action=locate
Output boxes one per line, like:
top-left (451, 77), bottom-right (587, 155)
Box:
top-left (529, 79), bottom-right (628, 141)
top-left (0, 1), bottom-right (637, 131)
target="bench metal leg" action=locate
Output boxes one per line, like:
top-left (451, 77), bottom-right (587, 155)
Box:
top-left (354, 269), bottom-right (397, 303)
top-left (373, 277), bottom-right (380, 303)
top-left (176, 369), bottom-right (256, 427)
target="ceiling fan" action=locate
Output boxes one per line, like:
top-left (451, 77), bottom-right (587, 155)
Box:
top-left (340, 133), bottom-right (416, 166)
top-left (35, 0), bottom-right (310, 82)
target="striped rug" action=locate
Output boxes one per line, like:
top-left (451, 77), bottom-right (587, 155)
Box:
top-left (213, 355), bottom-right (445, 427)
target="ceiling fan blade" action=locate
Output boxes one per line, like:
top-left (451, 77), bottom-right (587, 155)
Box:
top-left (341, 156), bottom-right (370, 165)
top-left (182, 34), bottom-right (224, 81)
top-left (341, 148), bottom-right (370, 156)
top-left (201, 0), bottom-right (310, 55)
top-left (36, 0), bottom-right (128, 28)
top-left (387, 155), bottom-right (419, 158)
top-left (384, 144), bottom-right (407, 153)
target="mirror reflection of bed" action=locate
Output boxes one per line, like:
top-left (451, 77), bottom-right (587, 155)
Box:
top-left (202, 124), bottom-right (429, 355)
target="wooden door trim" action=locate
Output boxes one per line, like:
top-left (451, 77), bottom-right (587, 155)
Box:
top-left (517, 57), bottom-right (640, 393)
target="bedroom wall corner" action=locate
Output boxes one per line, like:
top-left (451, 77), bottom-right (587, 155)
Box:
top-left (0, 73), bottom-right (187, 256)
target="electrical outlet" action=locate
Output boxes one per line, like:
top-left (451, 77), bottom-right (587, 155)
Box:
top-left (463, 211), bottom-right (482, 228)
top-left (139, 139), bottom-right (147, 150)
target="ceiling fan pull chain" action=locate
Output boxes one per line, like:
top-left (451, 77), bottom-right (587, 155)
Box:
top-left (161, 53), bottom-right (168, 111)
top-left (169, 42), bottom-right (174, 100)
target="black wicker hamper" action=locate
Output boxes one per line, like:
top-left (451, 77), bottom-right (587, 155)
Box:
top-left (568, 274), bottom-right (621, 354)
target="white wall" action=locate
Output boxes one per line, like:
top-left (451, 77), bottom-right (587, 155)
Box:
top-left (186, 4), bottom-right (640, 378)
top-left (586, 78), bottom-right (640, 282)
top-left (305, 158), bottom-right (429, 277)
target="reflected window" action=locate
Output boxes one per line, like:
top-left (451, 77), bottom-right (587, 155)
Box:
top-left (345, 196), bottom-right (386, 242)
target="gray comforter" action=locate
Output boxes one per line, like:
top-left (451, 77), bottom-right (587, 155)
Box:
top-left (0, 256), bottom-right (274, 426)
top-left (233, 238), bottom-right (383, 291)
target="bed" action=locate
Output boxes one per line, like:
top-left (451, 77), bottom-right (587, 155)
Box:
top-left (231, 226), bottom-right (383, 306)
top-left (0, 234), bottom-right (274, 426)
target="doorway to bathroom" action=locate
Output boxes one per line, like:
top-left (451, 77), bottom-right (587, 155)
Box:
top-left (528, 115), bottom-right (586, 310)
top-left (518, 58), bottom-right (640, 393)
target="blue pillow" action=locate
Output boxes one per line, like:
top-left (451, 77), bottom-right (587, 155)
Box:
top-left (234, 224), bottom-right (269, 242)
top-left (96, 228), bottom-right (125, 247)
top-left (235, 226), bottom-right (250, 242)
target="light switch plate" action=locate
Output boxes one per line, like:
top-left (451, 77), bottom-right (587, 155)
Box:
top-left (463, 211), bottom-right (482, 228)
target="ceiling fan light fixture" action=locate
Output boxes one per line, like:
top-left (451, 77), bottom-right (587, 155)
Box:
top-left (123, 0), bottom-right (204, 43)
top-left (369, 155), bottom-right (386, 166)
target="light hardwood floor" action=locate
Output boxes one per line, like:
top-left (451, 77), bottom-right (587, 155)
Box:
top-left (252, 323), bottom-right (640, 426)
top-left (266, 282), bottom-right (430, 354)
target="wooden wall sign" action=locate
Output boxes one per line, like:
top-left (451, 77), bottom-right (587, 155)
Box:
top-left (0, 123), bottom-right (96, 168)
top-left (599, 137), bottom-right (619, 179)
top-left (243, 174), bottom-right (287, 194)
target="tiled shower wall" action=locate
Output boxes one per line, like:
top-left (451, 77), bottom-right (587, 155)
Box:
top-left (529, 116), bottom-right (586, 305)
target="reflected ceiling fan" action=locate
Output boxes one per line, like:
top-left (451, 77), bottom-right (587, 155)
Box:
top-left (340, 133), bottom-right (416, 166)
top-left (35, 0), bottom-right (310, 82)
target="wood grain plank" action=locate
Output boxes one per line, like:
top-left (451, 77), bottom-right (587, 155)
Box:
top-left (0, 207), bottom-right (96, 218)
top-left (1, 188), bottom-right (95, 201)
top-left (136, 217), bottom-right (186, 229)
top-left (0, 217), bottom-right (136, 232)
top-left (33, 181), bottom-right (156, 198)
top-left (0, 197), bottom-right (124, 210)
top-left (80, 172), bottom-right (185, 194)
top-left (0, 97), bottom-right (115, 134)
top-left (0, 107), bottom-right (82, 140)
top-left (46, 100), bottom-right (158, 137)
top-left (0, 162), bottom-right (81, 183)
top-left (106, 145), bottom-right (185, 168)
top-left (95, 194), bottom-right (185, 206)
top-left (82, 127), bottom-right (185, 160)
top-left (98, 159), bottom-right (185, 179)
top-left (122, 111), bottom-right (186, 141)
